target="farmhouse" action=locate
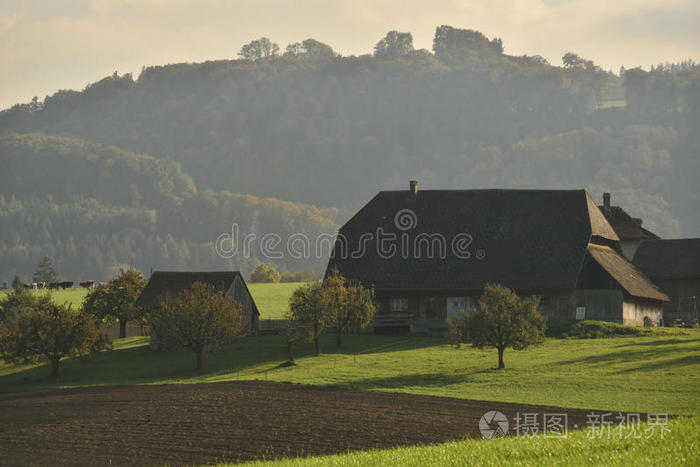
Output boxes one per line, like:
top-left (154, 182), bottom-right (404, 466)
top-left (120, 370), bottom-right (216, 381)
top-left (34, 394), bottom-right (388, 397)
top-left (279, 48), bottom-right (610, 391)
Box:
top-left (327, 182), bottom-right (668, 334)
top-left (633, 238), bottom-right (700, 326)
top-left (597, 192), bottom-right (659, 260)
top-left (135, 271), bottom-right (260, 334)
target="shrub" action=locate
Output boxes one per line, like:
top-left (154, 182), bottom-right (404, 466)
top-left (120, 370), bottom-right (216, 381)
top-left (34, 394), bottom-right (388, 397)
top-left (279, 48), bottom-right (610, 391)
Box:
top-left (566, 320), bottom-right (653, 338)
top-left (250, 263), bottom-right (281, 283)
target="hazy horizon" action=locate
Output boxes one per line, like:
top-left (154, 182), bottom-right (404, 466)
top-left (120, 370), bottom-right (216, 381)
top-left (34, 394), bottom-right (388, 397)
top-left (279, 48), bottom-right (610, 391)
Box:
top-left (1, 0), bottom-right (699, 110)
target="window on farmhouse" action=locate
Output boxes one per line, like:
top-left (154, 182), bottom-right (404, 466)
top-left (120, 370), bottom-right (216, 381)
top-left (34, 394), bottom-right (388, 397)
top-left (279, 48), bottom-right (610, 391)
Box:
top-left (389, 298), bottom-right (409, 312)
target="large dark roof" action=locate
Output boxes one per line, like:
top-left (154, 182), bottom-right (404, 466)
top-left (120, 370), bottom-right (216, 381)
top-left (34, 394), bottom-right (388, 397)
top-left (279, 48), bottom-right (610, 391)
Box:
top-left (633, 239), bottom-right (700, 280)
top-left (587, 244), bottom-right (668, 301)
top-left (598, 205), bottom-right (659, 241)
top-left (135, 271), bottom-right (251, 309)
top-left (328, 189), bottom-right (618, 292)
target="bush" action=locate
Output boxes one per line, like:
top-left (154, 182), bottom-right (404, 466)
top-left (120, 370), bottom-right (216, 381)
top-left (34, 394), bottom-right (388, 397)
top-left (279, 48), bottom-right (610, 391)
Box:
top-left (250, 263), bottom-right (281, 283)
top-left (545, 319), bottom-right (576, 337)
top-left (280, 270), bottom-right (317, 283)
top-left (566, 320), bottom-right (653, 338)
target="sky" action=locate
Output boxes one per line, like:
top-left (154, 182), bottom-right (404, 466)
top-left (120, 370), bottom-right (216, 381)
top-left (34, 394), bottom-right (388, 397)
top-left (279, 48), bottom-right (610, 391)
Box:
top-left (1, 0), bottom-right (699, 110)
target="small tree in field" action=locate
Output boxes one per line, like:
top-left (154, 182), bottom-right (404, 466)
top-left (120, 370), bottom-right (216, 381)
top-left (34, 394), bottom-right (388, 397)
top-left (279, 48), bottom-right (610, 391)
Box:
top-left (82, 268), bottom-right (147, 338)
top-left (448, 284), bottom-right (545, 369)
top-left (322, 269), bottom-right (376, 347)
top-left (288, 281), bottom-right (326, 355)
top-left (148, 282), bottom-right (243, 371)
top-left (0, 289), bottom-right (106, 377)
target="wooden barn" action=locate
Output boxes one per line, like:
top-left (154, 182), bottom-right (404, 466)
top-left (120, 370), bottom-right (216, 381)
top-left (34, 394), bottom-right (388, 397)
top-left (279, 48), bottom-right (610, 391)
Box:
top-left (633, 239), bottom-right (700, 326)
top-left (597, 192), bottom-right (659, 260)
top-left (135, 271), bottom-right (259, 334)
top-left (327, 182), bottom-right (668, 335)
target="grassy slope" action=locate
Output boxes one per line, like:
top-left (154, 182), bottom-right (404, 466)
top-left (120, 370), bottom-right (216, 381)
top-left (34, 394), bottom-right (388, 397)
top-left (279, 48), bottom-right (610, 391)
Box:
top-left (240, 416), bottom-right (698, 467)
top-left (247, 282), bottom-right (302, 319)
top-left (1, 331), bottom-right (698, 416)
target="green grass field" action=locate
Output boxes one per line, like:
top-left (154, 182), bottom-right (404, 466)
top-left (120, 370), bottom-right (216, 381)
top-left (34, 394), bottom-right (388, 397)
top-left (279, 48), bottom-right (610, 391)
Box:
top-left (0, 288), bottom-right (88, 307)
top-left (248, 282), bottom-right (303, 319)
top-left (0, 282), bottom-right (302, 319)
top-left (2, 331), bottom-right (698, 416)
top-left (240, 416), bottom-right (698, 466)
top-left (2, 283), bottom-right (698, 465)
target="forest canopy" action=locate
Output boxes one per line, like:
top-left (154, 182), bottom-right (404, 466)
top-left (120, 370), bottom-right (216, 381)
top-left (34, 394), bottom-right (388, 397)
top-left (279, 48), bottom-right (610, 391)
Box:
top-left (1, 26), bottom-right (698, 282)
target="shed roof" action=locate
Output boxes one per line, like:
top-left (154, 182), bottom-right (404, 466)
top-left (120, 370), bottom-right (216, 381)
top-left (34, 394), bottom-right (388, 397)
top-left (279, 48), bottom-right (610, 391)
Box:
top-left (633, 238), bottom-right (700, 280)
top-left (135, 271), bottom-right (257, 313)
top-left (587, 244), bottom-right (668, 301)
top-left (327, 189), bottom-right (618, 292)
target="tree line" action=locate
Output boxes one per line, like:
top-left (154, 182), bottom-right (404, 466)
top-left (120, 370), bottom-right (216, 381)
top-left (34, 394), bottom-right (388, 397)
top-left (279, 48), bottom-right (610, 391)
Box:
top-left (1, 24), bottom-right (698, 255)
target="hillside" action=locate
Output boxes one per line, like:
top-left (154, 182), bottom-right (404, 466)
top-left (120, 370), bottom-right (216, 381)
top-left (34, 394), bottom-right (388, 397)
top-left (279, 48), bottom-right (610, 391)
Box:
top-left (0, 134), bottom-right (338, 283)
top-left (1, 27), bottom-right (699, 285)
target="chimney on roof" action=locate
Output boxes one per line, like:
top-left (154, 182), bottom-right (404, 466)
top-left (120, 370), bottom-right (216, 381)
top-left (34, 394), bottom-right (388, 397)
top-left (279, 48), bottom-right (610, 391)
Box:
top-left (409, 180), bottom-right (418, 194)
top-left (603, 192), bottom-right (611, 208)
top-left (632, 218), bottom-right (643, 226)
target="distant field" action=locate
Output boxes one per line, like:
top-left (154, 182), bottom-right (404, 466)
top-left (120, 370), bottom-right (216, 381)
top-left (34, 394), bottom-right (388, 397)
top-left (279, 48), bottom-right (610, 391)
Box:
top-left (248, 282), bottom-right (303, 319)
top-left (0, 282), bottom-right (302, 318)
top-left (0, 288), bottom-right (87, 307)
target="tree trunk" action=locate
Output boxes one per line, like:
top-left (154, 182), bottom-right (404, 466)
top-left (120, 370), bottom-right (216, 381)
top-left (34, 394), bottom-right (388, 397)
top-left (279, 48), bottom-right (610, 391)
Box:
top-left (119, 319), bottom-right (127, 339)
top-left (313, 323), bottom-right (320, 355)
top-left (195, 351), bottom-right (203, 371)
top-left (497, 346), bottom-right (505, 369)
top-left (50, 355), bottom-right (60, 377)
top-left (287, 341), bottom-right (294, 363)
top-left (336, 328), bottom-right (343, 347)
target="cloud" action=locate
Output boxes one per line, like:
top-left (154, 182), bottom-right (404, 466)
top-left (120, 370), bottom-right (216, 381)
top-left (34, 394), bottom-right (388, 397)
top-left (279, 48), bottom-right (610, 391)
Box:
top-left (1, 0), bottom-right (698, 109)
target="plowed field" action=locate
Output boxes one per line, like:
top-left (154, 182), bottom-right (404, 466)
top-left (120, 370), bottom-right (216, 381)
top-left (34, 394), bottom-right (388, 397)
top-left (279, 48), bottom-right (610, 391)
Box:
top-left (0, 381), bottom-right (599, 466)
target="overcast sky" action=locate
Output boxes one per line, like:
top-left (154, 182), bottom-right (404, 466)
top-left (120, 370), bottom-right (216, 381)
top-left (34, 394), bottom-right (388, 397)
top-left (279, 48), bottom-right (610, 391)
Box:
top-left (1, 0), bottom-right (698, 110)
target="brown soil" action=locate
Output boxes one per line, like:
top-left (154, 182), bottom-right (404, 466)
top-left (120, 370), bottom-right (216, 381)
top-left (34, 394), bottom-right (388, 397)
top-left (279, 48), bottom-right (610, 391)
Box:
top-left (0, 381), bottom-right (595, 466)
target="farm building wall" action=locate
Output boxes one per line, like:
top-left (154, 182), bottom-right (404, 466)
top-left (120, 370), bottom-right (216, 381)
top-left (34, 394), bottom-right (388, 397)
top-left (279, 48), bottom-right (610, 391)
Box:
top-left (373, 287), bottom-right (662, 335)
top-left (651, 278), bottom-right (700, 325)
top-left (621, 299), bottom-right (663, 326)
top-left (226, 275), bottom-right (258, 334)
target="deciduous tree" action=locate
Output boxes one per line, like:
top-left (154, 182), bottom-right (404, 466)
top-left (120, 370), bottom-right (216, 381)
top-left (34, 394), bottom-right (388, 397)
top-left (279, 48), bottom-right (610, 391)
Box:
top-left (374, 31), bottom-right (414, 59)
top-left (250, 263), bottom-right (281, 283)
top-left (448, 284), bottom-right (545, 369)
top-left (239, 37), bottom-right (280, 60)
top-left (288, 281), bottom-right (326, 355)
top-left (0, 290), bottom-right (105, 377)
top-left (148, 282), bottom-right (243, 370)
top-left (322, 269), bottom-right (376, 347)
top-left (82, 268), bottom-right (147, 338)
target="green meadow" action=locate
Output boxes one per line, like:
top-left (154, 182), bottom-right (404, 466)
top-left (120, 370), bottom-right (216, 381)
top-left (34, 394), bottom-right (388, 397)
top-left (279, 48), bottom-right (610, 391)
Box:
top-left (248, 282), bottom-right (304, 319)
top-left (0, 281), bottom-right (303, 319)
top-left (2, 283), bottom-right (698, 466)
top-left (2, 331), bottom-right (698, 417)
top-left (240, 416), bottom-right (698, 467)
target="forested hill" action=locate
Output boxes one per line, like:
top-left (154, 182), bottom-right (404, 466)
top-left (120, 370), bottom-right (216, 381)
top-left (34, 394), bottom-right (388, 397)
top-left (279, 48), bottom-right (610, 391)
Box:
top-left (0, 134), bottom-right (338, 282)
top-left (0, 26), bottom-right (699, 280)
